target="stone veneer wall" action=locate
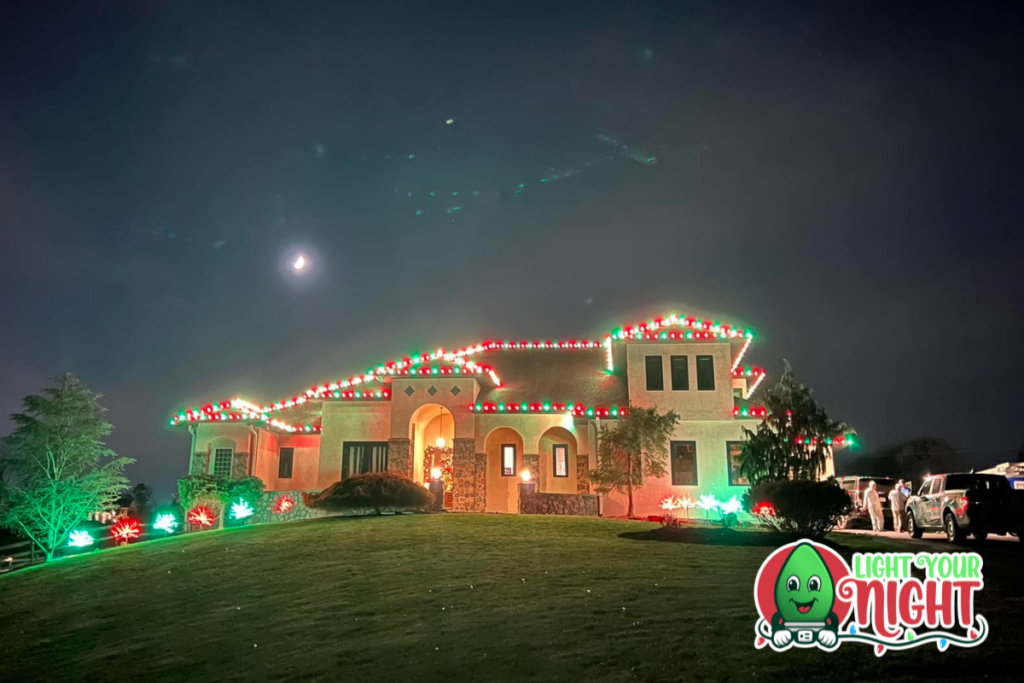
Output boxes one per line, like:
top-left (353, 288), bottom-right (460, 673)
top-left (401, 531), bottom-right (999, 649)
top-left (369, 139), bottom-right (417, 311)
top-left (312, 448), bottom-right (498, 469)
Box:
top-left (523, 454), bottom-right (540, 478)
top-left (251, 490), bottom-right (334, 524)
top-left (576, 455), bottom-right (591, 494)
top-left (191, 452), bottom-right (210, 475)
top-left (388, 438), bottom-right (412, 478)
top-left (232, 452), bottom-right (250, 478)
top-left (452, 438), bottom-right (485, 512)
top-left (520, 492), bottom-right (600, 516)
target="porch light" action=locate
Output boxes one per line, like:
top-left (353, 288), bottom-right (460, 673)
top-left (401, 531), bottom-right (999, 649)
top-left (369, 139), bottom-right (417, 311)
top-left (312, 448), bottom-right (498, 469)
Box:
top-left (430, 467), bottom-right (442, 481)
top-left (520, 469), bottom-right (532, 483)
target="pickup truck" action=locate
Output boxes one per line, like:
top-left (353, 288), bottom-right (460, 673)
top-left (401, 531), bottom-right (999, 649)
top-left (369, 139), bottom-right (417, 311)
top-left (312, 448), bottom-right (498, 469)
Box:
top-left (905, 473), bottom-right (1024, 543)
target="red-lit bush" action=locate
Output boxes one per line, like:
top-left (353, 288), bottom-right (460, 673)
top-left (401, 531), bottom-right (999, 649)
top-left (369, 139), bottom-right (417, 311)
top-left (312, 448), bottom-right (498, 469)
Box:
top-left (744, 479), bottom-right (852, 538)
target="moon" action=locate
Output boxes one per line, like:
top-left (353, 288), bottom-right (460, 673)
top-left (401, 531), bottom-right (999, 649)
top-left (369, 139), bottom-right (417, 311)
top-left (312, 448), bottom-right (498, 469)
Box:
top-left (293, 254), bottom-right (307, 271)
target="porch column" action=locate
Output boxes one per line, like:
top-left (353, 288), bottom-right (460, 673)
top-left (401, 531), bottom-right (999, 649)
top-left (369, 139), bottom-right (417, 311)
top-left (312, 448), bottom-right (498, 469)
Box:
top-left (388, 438), bottom-right (412, 478)
top-left (576, 454), bottom-right (591, 494)
top-left (452, 438), bottom-right (485, 512)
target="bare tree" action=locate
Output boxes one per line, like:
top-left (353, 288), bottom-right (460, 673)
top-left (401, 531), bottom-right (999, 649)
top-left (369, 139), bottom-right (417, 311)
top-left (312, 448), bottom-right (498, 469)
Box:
top-left (591, 406), bottom-right (680, 517)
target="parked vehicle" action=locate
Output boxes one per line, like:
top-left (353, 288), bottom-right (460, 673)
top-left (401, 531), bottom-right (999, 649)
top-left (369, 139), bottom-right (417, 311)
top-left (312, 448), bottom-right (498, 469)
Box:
top-left (905, 473), bottom-right (1024, 543)
top-left (836, 476), bottom-right (897, 530)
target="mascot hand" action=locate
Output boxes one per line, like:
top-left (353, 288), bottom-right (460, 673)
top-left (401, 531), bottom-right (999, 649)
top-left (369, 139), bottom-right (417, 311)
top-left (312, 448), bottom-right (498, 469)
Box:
top-left (772, 630), bottom-right (792, 647)
top-left (818, 630), bottom-right (837, 647)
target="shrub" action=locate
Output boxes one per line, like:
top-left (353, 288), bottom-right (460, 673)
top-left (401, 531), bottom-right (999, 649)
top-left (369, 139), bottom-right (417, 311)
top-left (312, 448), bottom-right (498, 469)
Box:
top-left (303, 472), bottom-right (434, 515)
top-left (744, 479), bottom-right (852, 538)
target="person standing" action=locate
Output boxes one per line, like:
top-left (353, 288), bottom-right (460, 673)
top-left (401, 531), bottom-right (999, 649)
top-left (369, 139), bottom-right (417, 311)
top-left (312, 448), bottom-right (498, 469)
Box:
top-left (889, 479), bottom-right (907, 534)
top-left (863, 480), bottom-right (884, 533)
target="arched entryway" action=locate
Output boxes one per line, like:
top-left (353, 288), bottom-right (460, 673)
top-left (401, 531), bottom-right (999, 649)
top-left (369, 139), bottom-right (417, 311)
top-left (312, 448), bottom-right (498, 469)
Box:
top-left (408, 404), bottom-right (455, 493)
top-left (484, 426), bottom-right (525, 513)
top-left (537, 426), bottom-right (578, 494)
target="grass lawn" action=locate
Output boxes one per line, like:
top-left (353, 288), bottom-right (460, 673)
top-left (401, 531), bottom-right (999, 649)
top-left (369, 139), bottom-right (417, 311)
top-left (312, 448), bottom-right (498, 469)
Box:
top-left (1, 515), bottom-right (1021, 682)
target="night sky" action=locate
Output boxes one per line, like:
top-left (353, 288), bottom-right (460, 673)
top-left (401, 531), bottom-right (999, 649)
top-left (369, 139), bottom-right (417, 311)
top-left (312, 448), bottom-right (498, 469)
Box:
top-left (2, 1), bottom-right (1023, 495)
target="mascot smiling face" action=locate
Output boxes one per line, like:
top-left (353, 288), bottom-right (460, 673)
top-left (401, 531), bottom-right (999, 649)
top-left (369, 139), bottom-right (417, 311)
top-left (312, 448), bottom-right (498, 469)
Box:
top-left (768, 542), bottom-right (840, 648)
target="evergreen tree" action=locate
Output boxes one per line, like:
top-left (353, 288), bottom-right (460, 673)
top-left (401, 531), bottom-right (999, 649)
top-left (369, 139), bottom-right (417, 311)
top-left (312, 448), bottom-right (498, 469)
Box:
top-left (0, 374), bottom-right (133, 559)
top-left (738, 361), bottom-right (851, 486)
top-left (591, 406), bottom-right (680, 517)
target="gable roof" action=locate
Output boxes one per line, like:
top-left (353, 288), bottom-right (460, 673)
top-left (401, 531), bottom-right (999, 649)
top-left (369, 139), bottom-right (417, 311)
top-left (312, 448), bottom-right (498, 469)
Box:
top-left (476, 348), bottom-right (628, 407)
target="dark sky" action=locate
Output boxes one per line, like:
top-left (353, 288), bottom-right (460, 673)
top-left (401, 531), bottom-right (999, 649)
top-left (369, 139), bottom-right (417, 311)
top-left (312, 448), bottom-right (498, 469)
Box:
top-left (2, 1), bottom-right (1023, 495)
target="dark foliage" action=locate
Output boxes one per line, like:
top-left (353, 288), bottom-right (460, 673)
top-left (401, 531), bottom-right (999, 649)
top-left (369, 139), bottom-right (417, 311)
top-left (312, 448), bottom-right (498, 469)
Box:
top-left (744, 479), bottom-right (853, 539)
top-left (737, 361), bottom-right (851, 485)
top-left (303, 472), bottom-right (434, 515)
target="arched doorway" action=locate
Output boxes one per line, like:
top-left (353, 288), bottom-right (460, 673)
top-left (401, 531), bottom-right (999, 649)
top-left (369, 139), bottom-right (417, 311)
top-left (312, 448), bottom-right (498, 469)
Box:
top-left (537, 426), bottom-right (578, 494)
top-left (484, 426), bottom-right (525, 513)
top-left (409, 404), bottom-right (455, 504)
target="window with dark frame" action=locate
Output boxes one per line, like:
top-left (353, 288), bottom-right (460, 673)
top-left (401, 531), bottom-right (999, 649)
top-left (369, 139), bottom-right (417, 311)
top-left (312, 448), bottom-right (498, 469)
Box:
top-left (645, 355), bottom-right (664, 391)
top-left (553, 444), bottom-right (569, 478)
top-left (342, 442), bottom-right (389, 479)
top-left (726, 441), bottom-right (749, 486)
top-left (696, 355), bottom-right (715, 391)
top-left (213, 448), bottom-right (233, 478)
top-left (670, 441), bottom-right (698, 486)
top-left (278, 447), bottom-right (294, 479)
top-left (501, 444), bottom-right (517, 476)
top-left (670, 355), bottom-right (689, 390)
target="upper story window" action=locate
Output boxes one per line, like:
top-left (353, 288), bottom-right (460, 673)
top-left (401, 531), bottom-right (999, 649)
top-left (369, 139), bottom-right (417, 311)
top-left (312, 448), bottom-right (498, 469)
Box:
top-left (670, 355), bottom-right (689, 391)
top-left (553, 444), bottom-right (569, 477)
top-left (213, 448), bottom-right (233, 478)
top-left (670, 441), bottom-right (698, 486)
top-left (501, 444), bottom-right (517, 476)
top-left (696, 355), bottom-right (715, 391)
top-left (342, 442), bottom-right (389, 479)
top-left (645, 355), bottom-right (664, 391)
top-left (278, 447), bottom-right (294, 478)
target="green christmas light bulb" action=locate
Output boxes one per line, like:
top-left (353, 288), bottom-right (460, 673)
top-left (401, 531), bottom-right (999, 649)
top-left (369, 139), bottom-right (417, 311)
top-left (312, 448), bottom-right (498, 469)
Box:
top-left (769, 543), bottom-right (839, 648)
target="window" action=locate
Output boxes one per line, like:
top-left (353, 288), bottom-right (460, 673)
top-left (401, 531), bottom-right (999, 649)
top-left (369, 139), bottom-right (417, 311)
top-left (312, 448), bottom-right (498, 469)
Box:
top-left (645, 355), bottom-right (664, 391)
top-left (670, 441), bottom-right (698, 486)
top-left (501, 444), bottom-right (517, 477)
top-left (726, 441), bottom-right (749, 486)
top-left (919, 479), bottom-right (932, 497)
top-left (553, 444), bottom-right (569, 478)
top-left (670, 356), bottom-right (689, 391)
top-left (342, 442), bottom-right (389, 478)
top-left (278, 448), bottom-right (294, 479)
top-left (213, 448), bottom-right (233, 478)
top-left (696, 355), bottom-right (715, 391)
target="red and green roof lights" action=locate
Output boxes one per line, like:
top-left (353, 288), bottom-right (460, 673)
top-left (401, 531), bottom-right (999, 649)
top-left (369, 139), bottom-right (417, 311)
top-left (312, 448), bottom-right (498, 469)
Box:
top-left (170, 311), bottom-right (758, 427)
top-left (468, 402), bottom-right (627, 418)
top-left (796, 435), bottom-right (856, 448)
top-left (733, 406), bottom-right (769, 418)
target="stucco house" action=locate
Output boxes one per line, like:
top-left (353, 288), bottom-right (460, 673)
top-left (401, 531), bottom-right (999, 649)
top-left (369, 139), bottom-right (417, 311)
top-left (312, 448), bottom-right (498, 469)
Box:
top-left (170, 313), bottom-right (808, 518)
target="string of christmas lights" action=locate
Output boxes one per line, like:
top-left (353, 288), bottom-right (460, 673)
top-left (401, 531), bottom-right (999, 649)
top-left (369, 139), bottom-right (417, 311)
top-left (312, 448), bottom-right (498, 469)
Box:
top-left (169, 312), bottom-right (758, 428)
top-left (732, 406), bottom-right (769, 418)
top-left (468, 402), bottom-right (629, 418)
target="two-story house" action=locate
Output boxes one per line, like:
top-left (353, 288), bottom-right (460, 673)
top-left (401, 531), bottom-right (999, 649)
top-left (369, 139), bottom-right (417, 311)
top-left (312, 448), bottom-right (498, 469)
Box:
top-left (170, 312), bottom-right (784, 518)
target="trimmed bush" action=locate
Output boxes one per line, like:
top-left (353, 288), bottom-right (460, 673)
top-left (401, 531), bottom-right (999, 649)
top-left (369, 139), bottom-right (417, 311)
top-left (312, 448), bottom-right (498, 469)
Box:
top-left (744, 479), bottom-right (852, 538)
top-left (303, 472), bottom-right (434, 515)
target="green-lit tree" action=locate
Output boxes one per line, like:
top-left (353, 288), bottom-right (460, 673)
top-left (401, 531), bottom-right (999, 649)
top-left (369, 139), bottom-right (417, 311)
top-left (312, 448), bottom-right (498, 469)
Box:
top-left (591, 406), bottom-right (680, 518)
top-left (738, 361), bottom-right (852, 486)
top-left (0, 374), bottom-right (133, 560)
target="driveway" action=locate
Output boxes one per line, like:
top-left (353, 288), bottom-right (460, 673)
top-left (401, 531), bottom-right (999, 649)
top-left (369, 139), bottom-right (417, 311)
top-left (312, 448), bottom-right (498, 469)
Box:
top-left (835, 527), bottom-right (1020, 546)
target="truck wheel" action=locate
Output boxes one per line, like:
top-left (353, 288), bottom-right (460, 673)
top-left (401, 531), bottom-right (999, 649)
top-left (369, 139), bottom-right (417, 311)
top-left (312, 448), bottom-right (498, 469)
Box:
top-left (907, 512), bottom-right (923, 539)
top-left (973, 531), bottom-right (988, 542)
top-left (945, 513), bottom-right (965, 544)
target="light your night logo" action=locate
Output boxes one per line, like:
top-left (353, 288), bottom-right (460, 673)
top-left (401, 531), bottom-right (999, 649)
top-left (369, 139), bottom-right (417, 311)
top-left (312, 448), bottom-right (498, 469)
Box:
top-left (753, 540), bottom-right (988, 656)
